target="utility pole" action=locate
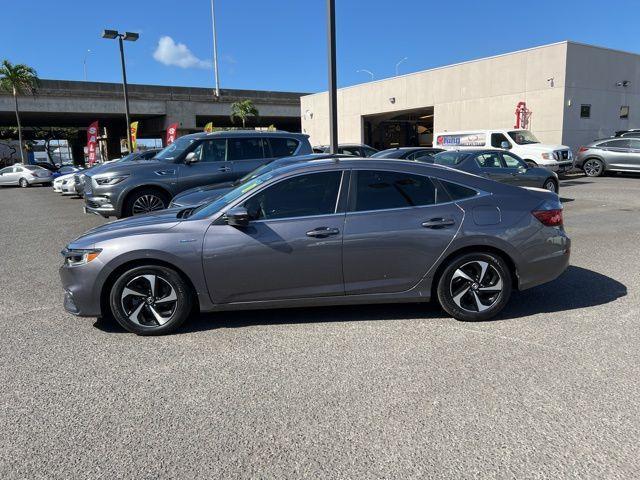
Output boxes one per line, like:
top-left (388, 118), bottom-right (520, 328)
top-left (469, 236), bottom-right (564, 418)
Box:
top-left (327, 0), bottom-right (338, 154)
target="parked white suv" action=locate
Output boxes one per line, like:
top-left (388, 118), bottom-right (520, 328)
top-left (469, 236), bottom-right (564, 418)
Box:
top-left (434, 129), bottom-right (573, 172)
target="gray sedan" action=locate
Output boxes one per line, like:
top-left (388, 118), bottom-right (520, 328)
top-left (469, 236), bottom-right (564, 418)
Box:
top-left (0, 164), bottom-right (53, 187)
top-left (60, 157), bottom-right (570, 335)
top-left (575, 137), bottom-right (640, 177)
top-left (433, 149), bottom-right (559, 193)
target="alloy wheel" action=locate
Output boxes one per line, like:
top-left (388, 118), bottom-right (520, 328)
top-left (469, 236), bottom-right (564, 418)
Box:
top-left (449, 260), bottom-right (504, 313)
top-left (584, 159), bottom-right (603, 177)
top-left (544, 180), bottom-right (557, 192)
top-left (132, 194), bottom-right (165, 215)
top-left (19, 178), bottom-right (28, 188)
top-left (120, 274), bottom-right (178, 327)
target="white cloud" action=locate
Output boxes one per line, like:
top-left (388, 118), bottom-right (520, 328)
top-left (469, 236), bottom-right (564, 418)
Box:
top-left (153, 36), bottom-right (210, 69)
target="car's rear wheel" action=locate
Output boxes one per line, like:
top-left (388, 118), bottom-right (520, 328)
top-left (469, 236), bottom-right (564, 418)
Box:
top-left (583, 158), bottom-right (604, 177)
top-left (19, 178), bottom-right (29, 188)
top-left (109, 265), bottom-right (193, 335)
top-left (437, 252), bottom-right (512, 321)
top-left (124, 188), bottom-right (169, 217)
top-left (543, 178), bottom-right (559, 193)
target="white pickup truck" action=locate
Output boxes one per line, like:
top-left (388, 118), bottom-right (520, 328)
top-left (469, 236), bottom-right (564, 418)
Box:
top-left (434, 129), bottom-right (573, 172)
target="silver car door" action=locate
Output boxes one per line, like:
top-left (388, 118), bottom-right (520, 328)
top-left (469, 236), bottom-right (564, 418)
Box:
top-left (202, 170), bottom-right (347, 303)
top-left (622, 139), bottom-right (640, 171)
top-left (601, 139), bottom-right (631, 169)
top-left (342, 170), bottom-right (462, 295)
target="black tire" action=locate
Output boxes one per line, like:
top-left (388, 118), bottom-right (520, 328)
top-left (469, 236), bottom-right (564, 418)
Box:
top-left (109, 265), bottom-right (193, 335)
top-left (543, 178), bottom-right (559, 194)
top-left (437, 252), bottom-right (512, 322)
top-left (583, 158), bottom-right (605, 177)
top-left (525, 160), bottom-right (538, 168)
top-left (123, 188), bottom-right (169, 217)
top-left (19, 178), bottom-right (29, 188)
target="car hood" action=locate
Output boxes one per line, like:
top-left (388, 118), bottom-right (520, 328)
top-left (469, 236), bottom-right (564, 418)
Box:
top-left (517, 143), bottom-right (569, 153)
top-left (85, 159), bottom-right (168, 177)
top-left (171, 183), bottom-right (234, 207)
top-left (69, 209), bottom-right (183, 248)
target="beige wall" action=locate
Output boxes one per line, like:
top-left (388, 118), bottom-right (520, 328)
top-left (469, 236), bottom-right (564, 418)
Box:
top-left (563, 43), bottom-right (640, 148)
top-left (301, 42), bottom-right (569, 147)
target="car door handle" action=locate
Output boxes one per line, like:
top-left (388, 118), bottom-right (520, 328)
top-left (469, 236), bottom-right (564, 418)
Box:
top-left (422, 218), bottom-right (455, 229)
top-left (218, 166), bottom-right (232, 172)
top-left (154, 169), bottom-right (176, 176)
top-left (306, 227), bottom-right (340, 238)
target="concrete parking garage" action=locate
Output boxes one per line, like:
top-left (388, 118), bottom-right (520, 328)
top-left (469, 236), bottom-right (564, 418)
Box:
top-left (0, 175), bottom-right (638, 478)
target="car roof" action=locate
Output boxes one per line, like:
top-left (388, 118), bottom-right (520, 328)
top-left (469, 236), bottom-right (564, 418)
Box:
top-left (180, 130), bottom-right (308, 141)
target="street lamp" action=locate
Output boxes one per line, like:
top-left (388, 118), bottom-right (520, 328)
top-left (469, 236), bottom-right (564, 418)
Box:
top-left (102, 29), bottom-right (139, 153)
top-left (83, 49), bottom-right (91, 81)
top-left (395, 56), bottom-right (408, 76)
top-left (326, 0), bottom-right (338, 154)
top-left (356, 69), bottom-right (374, 81)
top-left (210, 0), bottom-right (221, 97)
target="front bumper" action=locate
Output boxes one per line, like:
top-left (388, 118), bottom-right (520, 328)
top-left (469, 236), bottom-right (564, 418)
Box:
top-left (59, 262), bottom-right (104, 317)
top-left (84, 195), bottom-right (116, 217)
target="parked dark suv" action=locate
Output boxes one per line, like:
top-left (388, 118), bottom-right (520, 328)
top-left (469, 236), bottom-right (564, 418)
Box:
top-left (83, 131), bottom-right (312, 218)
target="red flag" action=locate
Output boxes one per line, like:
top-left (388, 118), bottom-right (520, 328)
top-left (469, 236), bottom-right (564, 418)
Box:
top-left (166, 123), bottom-right (179, 145)
top-left (87, 121), bottom-right (99, 166)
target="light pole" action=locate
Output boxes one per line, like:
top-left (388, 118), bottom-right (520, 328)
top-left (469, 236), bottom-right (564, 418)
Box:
top-left (395, 56), bottom-right (408, 76)
top-left (83, 49), bottom-right (91, 81)
top-left (356, 69), bottom-right (374, 81)
top-left (102, 29), bottom-right (139, 153)
top-left (210, 0), bottom-right (221, 97)
top-left (327, 0), bottom-right (338, 154)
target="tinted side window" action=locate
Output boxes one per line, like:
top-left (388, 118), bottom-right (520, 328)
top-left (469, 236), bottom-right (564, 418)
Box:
top-left (354, 170), bottom-right (436, 212)
top-left (440, 180), bottom-right (478, 201)
top-left (193, 139), bottom-right (227, 162)
top-left (475, 153), bottom-right (502, 168)
top-left (340, 146), bottom-right (361, 156)
top-left (628, 139), bottom-right (640, 149)
top-left (228, 138), bottom-right (266, 160)
top-left (269, 138), bottom-right (299, 157)
top-left (502, 152), bottom-right (525, 168)
top-left (0, 167), bottom-right (12, 174)
top-left (243, 171), bottom-right (342, 220)
top-left (491, 133), bottom-right (511, 148)
top-left (362, 147), bottom-right (378, 157)
top-left (599, 139), bottom-right (630, 149)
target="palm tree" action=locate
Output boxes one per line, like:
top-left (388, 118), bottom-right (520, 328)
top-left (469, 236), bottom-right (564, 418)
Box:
top-left (230, 99), bottom-right (259, 129)
top-left (0, 60), bottom-right (39, 164)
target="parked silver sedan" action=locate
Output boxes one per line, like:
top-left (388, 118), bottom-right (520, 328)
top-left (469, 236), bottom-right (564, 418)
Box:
top-left (0, 164), bottom-right (53, 187)
top-left (575, 138), bottom-right (640, 177)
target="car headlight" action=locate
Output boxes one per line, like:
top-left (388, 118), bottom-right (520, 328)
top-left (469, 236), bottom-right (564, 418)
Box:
top-left (541, 152), bottom-right (557, 160)
top-left (94, 174), bottom-right (129, 185)
top-left (61, 248), bottom-right (102, 267)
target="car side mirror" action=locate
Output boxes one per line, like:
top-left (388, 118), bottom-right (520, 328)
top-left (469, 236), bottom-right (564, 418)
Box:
top-left (500, 141), bottom-right (511, 150)
top-left (184, 152), bottom-right (199, 165)
top-left (226, 207), bottom-right (250, 227)
top-left (518, 165), bottom-right (528, 173)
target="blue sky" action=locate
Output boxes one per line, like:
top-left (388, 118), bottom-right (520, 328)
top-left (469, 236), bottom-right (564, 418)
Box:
top-left (2, 0), bottom-right (639, 93)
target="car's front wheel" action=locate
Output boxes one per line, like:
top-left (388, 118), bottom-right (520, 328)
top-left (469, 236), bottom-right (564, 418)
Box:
top-left (109, 265), bottom-right (193, 335)
top-left (437, 252), bottom-right (512, 321)
top-left (583, 158), bottom-right (605, 177)
top-left (123, 188), bottom-right (169, 217)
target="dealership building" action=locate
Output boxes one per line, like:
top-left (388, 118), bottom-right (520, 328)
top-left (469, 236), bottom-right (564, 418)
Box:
top-left (301, 41), bottom-right (640, 151)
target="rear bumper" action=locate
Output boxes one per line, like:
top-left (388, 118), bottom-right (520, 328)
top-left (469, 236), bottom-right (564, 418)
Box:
top-left (518, 233), bottom-right (571, 290)
top-left (29, 177), bottom-right (52, 185)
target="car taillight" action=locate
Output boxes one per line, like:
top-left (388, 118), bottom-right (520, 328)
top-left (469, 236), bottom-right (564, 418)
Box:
top-left (578, 146), bottom-right (588, 153)
top-left (532, 209), bottom-right (563, 227)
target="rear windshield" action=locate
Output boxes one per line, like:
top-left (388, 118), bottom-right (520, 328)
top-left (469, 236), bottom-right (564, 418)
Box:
top-left (433, 151), bottom-right (468, 166)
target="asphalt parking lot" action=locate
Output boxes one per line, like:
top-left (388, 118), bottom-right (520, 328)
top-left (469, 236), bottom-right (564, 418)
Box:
top-left (1, 175), bottom-right (639, 479)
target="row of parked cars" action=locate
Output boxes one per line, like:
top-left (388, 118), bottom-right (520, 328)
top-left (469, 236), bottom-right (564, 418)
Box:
top-left (55, 129), bottom-right (572, 335)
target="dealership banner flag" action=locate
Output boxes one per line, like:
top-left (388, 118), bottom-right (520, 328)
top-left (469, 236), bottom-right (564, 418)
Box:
top-left (130, 121), bottom-right (139, 151)
top-left (86, 120), bottom-right (99, 166)
top-left (166, 123), bottom-right (179, 145)
top-left (204, 122), bottom-right (213, 133)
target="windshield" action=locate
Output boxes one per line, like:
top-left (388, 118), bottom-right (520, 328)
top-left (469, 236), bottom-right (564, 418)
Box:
top-left (433, 151), bottom-right (467, 166)
top-left (154, 136), bottom-right (197, 162)
top-left (189, 171), bottom-right (276, 219)
top-left (508, 130), bottom-right (540, 145)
